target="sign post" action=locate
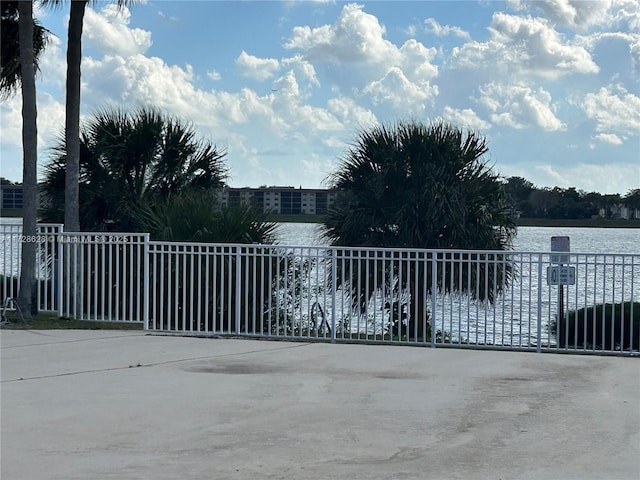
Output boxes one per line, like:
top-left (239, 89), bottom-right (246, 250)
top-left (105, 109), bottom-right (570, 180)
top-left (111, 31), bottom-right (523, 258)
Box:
top-left (549, 236), bottom-right (571, 337)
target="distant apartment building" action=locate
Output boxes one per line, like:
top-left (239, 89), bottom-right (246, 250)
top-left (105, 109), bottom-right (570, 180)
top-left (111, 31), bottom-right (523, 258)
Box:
top-left (218, 187), bottom-right (338, 215)
top-left (0, 184), bottom-right (23, 210)
top-left (599, 204), bottom-right (640, 220)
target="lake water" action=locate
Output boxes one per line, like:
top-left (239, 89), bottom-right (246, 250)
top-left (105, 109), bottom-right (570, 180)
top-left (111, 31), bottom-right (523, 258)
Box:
top-left (1, 217), bottom-right (638, 254)
top-left (275, 222), bottom-right (639, 254)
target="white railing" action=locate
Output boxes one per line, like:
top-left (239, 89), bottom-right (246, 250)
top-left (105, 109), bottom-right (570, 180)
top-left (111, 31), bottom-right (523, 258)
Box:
top-left (146, 242), bottom-right (639, 354)
top-left (57, 232), bottom-right (149, 322)
top-left (2, 222), bottom-right (638, 354)
top-left (0, 223), bottom-right (63, 312)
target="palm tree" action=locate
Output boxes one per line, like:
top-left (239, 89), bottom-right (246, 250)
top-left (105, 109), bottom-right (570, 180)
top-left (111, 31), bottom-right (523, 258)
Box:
top-left (1, 1), bottom-right (50, 317)
top-left (40, 0), bottom-right (132, 232)
top-left (40, 106), bottom-right (229, 232)
top-left (40, 106), bottom-right (280, 328)
top-left (322, 120), bottom-right (517, 340)
top-left (16, 1), bottom-right (38, 317)
top-left (62, 0), bottom-right (87, 233)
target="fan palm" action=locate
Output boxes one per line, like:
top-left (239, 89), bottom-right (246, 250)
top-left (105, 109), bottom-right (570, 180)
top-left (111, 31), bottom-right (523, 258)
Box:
top-left (1, 1), bottom-right (50, 98)
top-left (38, 0), bottom-right (134, 232)
top-left (323, 120), bottom-right (517, 341)
top-left (40, 106), bottom-right (229, 232)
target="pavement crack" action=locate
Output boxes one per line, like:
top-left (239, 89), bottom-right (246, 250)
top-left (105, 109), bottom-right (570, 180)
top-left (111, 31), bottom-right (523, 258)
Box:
top-left (1, 342), bottom-right (312, 383)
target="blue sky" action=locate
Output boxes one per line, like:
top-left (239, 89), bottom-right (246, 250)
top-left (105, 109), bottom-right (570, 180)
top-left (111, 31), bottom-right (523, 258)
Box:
top-left (1, 0), bottom-right (639, 194)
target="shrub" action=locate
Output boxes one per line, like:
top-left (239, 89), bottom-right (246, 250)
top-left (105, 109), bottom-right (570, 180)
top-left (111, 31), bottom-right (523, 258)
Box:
top-left (554, 302), bottom-right (640, 351)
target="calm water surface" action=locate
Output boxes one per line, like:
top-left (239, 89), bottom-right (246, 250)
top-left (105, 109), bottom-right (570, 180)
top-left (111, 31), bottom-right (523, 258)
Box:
top-left (1, 217), bottom-right (638, 253)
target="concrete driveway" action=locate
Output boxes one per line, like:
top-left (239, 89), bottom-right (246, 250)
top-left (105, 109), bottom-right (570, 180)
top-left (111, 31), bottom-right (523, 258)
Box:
top-left (1, 330), bottom-right (639, 480)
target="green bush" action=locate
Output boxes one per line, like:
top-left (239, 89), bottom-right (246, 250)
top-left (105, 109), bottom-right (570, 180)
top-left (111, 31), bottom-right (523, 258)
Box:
top-left (554, 302), bottom-right (640, 351)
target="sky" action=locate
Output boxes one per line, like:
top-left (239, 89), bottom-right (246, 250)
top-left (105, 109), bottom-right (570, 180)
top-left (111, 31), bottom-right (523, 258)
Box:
top-left (1, 0), bottom-right (639, 195)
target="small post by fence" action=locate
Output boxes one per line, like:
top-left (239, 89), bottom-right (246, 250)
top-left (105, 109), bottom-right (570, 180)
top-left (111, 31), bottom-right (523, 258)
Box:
top-left (235, 247), bottom-right (241, 335)
top-left (537, 260), bottom-right (543, 353)
top-left (143, 233), bottom-right (150, 330)
top-left (330, 248), bottom-right (337, 343)
top-left (430, 252), bottom-right (437, 348)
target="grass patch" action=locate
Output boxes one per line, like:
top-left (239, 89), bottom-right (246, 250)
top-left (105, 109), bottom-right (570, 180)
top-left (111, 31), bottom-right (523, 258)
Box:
top-left (0, 310), bottom-right (143, 330)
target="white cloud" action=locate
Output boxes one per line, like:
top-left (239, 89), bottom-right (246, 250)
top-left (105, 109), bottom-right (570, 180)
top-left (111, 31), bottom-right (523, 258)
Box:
top-left (424, 18), bottom-right (471, 40)
top-left (534, 162), bottom-right (639, 193)
top-left (581, 85), bottom-right (640, 142)
top-left (609, 0), bottom-right (640, 32)
top-left (284, 3), bottom-right (400, 65)
top-left (236, 51), bottom-right (280, 81)
top-left (327, 96), bottom-right (377, 128)
top-left (207, 70), bottom-right (221, 81)
top-left (441, 107), bottom-right (492, 131)
top-left (399, 39), bottom-right (438, 81)
top-left (281, 55), bottom-right (320, 88)
top-left (83, 5), bottom-right (152, 57)
top-left (284, 4), bottom-right (439, 110)
top-left (512, 0), bottom-right (612, 31)
top-left (0, 92), bottom-right (66, 180)
top-left (537, 164), bottom-right (571, 186)
top-left (511, 0), bottom-right (640, 33)
top-left (81, 55), bottom-right (206, 119)
top-left (362, 67), bottom-right (436, 112)
top-left (477, 82), bottom-right (566, 131)
top-left (594, 133), bottom-right (623, 144)
top-left (452, 13), bottom-right (599, 79)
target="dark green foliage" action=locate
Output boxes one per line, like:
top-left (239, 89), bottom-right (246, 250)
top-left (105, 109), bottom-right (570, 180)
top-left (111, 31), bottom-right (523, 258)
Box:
top-left (138, 189), bottom-right (277, 243)
top-left (0, 1), bottom-right (50, 98)
top-left (323, 120), bottom-right (516, 340)
top-left (504, 181), bottom-right (640, 221)
top-left (38, 106), bottom-right (283, 328)
top-left (40, 106), bottom-right (229, 232)
top-left (325, 121), bottom-right (516, 250)
top-left (553, 302), bottom-right (640, 351)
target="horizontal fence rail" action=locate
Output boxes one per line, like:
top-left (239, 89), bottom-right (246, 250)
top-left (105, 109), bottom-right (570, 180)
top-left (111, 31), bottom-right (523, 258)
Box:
top-left (2, 222), bottom-right (638, 354)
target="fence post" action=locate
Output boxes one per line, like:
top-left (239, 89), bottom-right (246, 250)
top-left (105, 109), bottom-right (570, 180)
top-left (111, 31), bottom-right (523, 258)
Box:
top-left (537, 257), bottom-right (543, 353)
top-left (235, 246), bottom-right (241, 335)
top-left (430, 252), bottom-right (437, 348)
top-left (143, 233), bottom-right (150, 331)
top-left (56, 226), bottom-right (64, 318)
top-left (331, 248), bottom-right (337, 343)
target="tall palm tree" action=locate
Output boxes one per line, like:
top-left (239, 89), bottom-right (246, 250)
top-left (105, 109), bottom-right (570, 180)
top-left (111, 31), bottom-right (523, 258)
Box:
top-left (323, 120), bottom-right (517, 340)
top-left (40, 106), bottom-right (229, 231)
top-left (62, 0), bottom-right (87, 233)
top-left (40, 0), bottom-right (132, 232)
top-left (16, 1), bottom-right (38, 317)
top-left (1, 2), bottom-right (50, 317)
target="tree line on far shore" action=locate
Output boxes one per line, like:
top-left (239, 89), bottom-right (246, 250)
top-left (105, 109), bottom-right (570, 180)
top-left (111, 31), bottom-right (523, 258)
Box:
top-left (503, 177), bottom-right (639, 220)
top-left (2, 173), bottom-right (638, 223)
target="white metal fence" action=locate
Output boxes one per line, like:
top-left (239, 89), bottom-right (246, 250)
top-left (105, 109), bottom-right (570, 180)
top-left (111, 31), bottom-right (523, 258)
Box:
top-left (1, 223), bottom-right (63, 312)
top-left (1, 222), bottom-right (638, 355)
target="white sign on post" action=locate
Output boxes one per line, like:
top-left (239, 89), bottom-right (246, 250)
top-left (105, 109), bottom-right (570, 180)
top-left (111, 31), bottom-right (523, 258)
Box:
top-left (550, 236), bottom-right (570, 264)
top-left (547, 266), bottom-right (576, 285)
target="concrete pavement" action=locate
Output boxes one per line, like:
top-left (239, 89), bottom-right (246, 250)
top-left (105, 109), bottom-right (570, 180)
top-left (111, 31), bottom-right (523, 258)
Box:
top-left (1, 329), bottom-right (639, 480)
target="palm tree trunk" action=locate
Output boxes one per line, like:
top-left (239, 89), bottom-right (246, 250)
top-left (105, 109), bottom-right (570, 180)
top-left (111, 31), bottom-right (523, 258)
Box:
top-left (64, 0), bottom-right (86, 233)
top-left (17, 0), bottom-right (38, 318)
